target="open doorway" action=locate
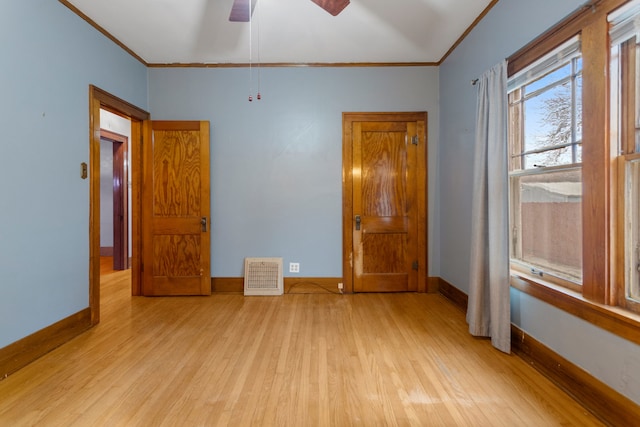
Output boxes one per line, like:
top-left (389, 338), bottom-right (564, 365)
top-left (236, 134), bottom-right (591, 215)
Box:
top-left (99, 112), bottom-right (131, 272)
top-left (89, 85), bottom-right (150, 325)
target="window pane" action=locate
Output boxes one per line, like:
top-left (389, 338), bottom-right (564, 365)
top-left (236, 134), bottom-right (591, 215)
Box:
top-left (626, 159), bottom-right (640, 301)
top-left (575, 73), bottom-right (583, 142)
top-left (524, 82), bottom-right (573, 155)
top-left (511, 168), bottom-right (582, 283)
top-left (636, 41), bottom-right (640, 152)
top-left (636, 43), bottom-right (640, 136)
top-left (524, 62), bottom-right (571, 94)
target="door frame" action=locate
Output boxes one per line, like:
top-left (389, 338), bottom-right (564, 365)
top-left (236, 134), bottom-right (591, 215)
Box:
top-left (342, 112), bottom-right (428, 294)
top-left (89, 85), bottom-right (150, 325)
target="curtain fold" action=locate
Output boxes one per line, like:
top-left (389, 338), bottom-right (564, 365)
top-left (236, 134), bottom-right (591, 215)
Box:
top-left (466, 60), bottom-right (511, 353)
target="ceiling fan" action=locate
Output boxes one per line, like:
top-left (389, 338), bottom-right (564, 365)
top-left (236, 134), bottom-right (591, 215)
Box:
top-left (229, 0), bottom-right (350, 22)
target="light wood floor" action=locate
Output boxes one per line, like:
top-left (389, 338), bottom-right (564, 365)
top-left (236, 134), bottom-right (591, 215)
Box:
top-left (0, 259), bottom-right (603, 426)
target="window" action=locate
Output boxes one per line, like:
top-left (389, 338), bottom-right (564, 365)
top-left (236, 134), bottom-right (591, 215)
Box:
top-left (506, 0), bottom-right (640, 330)
top-left (610, 0), bottom-right (640, 312)
top-left (496, 0), bottom-right (640, 344)
top-left (623, 159), bottom-right (640, 304)
top-left (508, 37), bottom-right (583, 290)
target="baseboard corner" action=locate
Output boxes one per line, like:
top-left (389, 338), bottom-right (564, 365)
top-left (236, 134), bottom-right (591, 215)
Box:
top-left (437, 277), bottom-right (468, 312)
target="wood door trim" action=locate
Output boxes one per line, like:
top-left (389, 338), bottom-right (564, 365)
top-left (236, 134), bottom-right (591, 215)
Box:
top-left (342, 112), bottom-right (428, 293)
top-left (89, 85), bottom-right (149, 324)
top-left (100, 129), bottom-right (128, 143)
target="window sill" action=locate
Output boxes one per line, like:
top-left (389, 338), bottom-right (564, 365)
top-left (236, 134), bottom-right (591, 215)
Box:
top-left (510, 273), bottom-right (640, 346)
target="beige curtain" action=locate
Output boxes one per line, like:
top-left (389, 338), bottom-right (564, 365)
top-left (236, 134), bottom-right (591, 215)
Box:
top-left (467, 60), bottom-right (511, 353)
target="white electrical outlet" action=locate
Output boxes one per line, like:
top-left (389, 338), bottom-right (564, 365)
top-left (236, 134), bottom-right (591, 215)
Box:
top-left (338, 282), bottom-right (344, 290)
top-left (289, 262), bottom-right (300, 273)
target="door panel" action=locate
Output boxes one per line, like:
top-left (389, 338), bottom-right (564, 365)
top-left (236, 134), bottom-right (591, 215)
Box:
top-left (142, 121), bottom-right (211, 296)
top-left (353, 121), bottom-right (417, 292)
top-left (343, 113), bottom-right (427, 293)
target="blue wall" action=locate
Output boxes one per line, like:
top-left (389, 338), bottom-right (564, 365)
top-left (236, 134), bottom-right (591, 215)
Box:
top-left (0, 0), bottom-right (147, 348)
top-left (148, 66), bottom-right (440, 278)
top-left (439, 0), bottom-right (640, 404)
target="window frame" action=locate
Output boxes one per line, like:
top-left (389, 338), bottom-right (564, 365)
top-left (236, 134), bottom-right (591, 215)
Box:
top-left (616, 155), bottom-right (640, 312)
top-left (507, 0), bottom-right (640, 343)
top-left (610, 3), bottom-right (640, 312)
top-left (507, 40), bottom-right (584, 290)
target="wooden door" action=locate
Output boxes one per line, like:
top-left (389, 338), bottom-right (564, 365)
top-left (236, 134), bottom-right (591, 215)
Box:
top-left (343, 113), bottom-right (427, 293)
top-left (141, 121), bottom-right (211, 296)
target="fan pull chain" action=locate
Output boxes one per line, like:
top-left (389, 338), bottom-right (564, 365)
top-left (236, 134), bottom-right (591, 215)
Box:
top-left (256, 0), bottom-right (262, 100)
top-left (247, 0), bottom-right (262, 102)
top-left (248, 4), bottom-right (253, 102)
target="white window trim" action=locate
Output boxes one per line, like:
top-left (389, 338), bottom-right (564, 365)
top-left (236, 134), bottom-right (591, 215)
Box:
top-left (508, 35), bottom-right (581, 93)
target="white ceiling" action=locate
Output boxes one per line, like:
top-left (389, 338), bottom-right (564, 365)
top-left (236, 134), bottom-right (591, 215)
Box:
top-left (64, 0), bottom-right (494, 65)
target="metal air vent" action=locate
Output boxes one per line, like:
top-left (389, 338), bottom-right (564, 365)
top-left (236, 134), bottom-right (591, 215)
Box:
top-left (244, 257), bottom-right (284, 296)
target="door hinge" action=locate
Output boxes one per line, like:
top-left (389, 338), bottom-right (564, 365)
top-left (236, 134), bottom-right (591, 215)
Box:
top-left (411, 135), bottom-right (418, 145)
top-left (412, 261), bottom-right (419, 270)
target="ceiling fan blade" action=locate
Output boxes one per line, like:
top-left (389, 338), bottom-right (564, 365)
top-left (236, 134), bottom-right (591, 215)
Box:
top-left (310, 0), bottom-right (350, 16)
top-left (229, 0), bottom-right (257, 22)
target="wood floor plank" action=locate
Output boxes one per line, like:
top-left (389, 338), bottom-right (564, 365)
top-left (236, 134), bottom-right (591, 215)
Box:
top-left (0, 265), bottom-right (605, 426)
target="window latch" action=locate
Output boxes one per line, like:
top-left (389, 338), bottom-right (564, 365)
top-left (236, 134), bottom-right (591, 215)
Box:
top-left (531, 268), bottom-right (544, 277)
